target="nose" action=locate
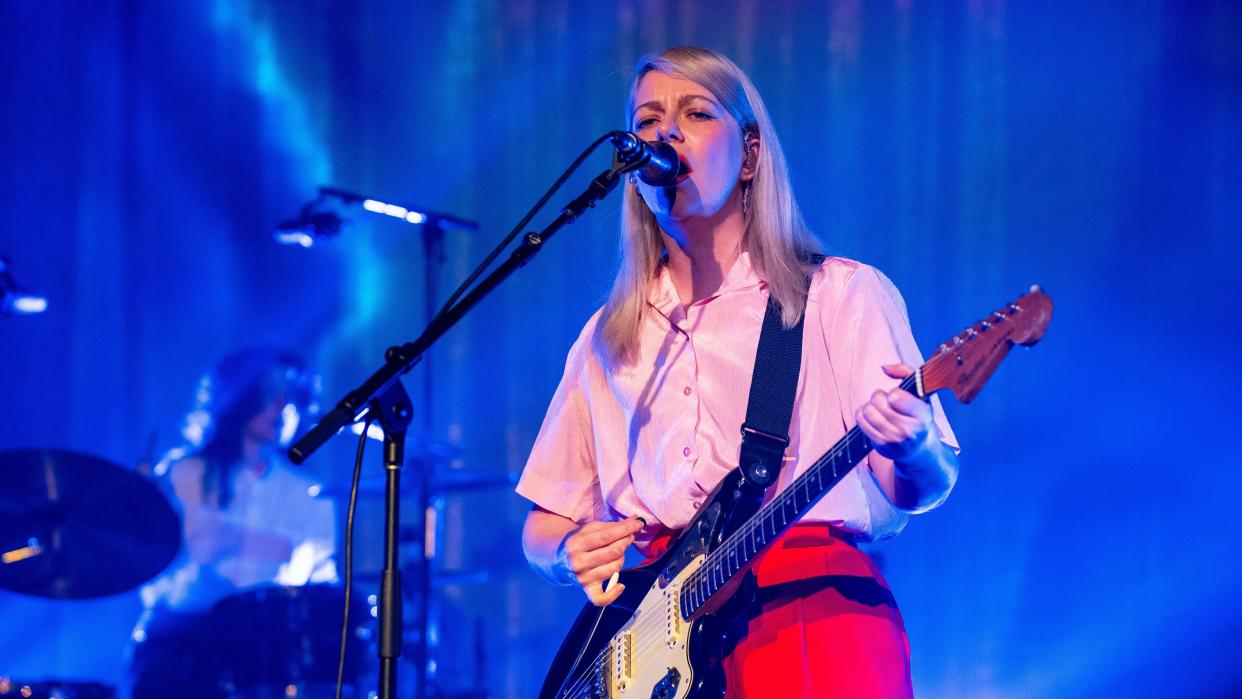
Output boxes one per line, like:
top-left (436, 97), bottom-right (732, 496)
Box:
top-left (656, 118), bottom-right (683, 143)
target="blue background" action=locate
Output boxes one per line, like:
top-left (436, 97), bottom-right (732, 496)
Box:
top-left (2, 1), bottom-right (1239, 697)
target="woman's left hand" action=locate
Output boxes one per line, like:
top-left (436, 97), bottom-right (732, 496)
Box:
top-left (854, 363), bottom-right (939, 463)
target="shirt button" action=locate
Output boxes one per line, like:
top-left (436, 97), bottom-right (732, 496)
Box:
top-left (683, 446), bottom-right (692, 457)
top-left (683, 386), bottom-right (692, 396)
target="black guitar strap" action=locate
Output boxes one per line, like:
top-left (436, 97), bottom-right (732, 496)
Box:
top-left (738, 257), bottom-right (821, 491)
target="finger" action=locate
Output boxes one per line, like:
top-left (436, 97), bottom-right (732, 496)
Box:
top-left (856, 406), bottom-right (893, 446)
top-left (568, 537), bottom-right (632, 575)
top-left (575, 519), bottom-right (643, 550)
top-left (868, 391), bottom-right (907, 435)
top-left (869, 389), bottom-right (929, 435)
top-left (873, 402), bottom-right (930, 446)
top-left (881, 363), bottom-right (914, 379)
top-left (600, 582), bottom-right (626, 606)
top-left (588, 581), bottom-right (626, 607)
top-left (886, 388), bottom-right (932, 420)
top-left (860, 404), bottom-right (905, 445)
top-left (584, 580), bottom-right (606, 605)
top-left (578, 558), bottom-right (625, 591)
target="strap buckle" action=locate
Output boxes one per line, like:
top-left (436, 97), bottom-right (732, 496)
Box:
top-left (739, 424), bottom-right (789, 488)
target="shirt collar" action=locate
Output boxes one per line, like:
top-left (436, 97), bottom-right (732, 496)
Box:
top-left (647, 251), bottom-right (764, 318)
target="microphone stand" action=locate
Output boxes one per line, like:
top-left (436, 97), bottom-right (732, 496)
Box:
top-left (289, 160), bottom-right (626, 699)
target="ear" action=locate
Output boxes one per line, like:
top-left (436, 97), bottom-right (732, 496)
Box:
top-left (740, 134), bottom-right (760, 183)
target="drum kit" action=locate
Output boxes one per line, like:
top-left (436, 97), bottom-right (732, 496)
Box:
top-left (0, 447), bottom-right (508, 699)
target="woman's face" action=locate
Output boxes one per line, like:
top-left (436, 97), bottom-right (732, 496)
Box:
top-left (245, 393), bottom-right (287, 445)
top-left (630, 71), bottom-right (749, 223)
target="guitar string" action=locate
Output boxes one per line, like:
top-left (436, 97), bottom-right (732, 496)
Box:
top-left (680, 428), bottom-right (859, 603)
top-left (623, 433), bottom-right (864, 660)
top-left (613, 427), bottom-right (869, 660)
top-left (558, 643), bottom-right (610, 698)
top-left (678, 369), bottom-right (919, 604)
top-left (624, 417), bottom-right (884, 658)
top-left (562, 438), bottom-right (873, 690)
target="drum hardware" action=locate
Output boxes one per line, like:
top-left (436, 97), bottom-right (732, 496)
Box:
top-left (0, 448), bottom-right (181, 599)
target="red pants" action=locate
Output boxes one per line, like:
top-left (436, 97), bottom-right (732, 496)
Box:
top-left (649, 524), bottom-right (912, 698)
top-left (722, 525), bottom-right (912, 698)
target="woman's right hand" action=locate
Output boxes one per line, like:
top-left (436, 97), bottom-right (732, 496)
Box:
top-left (557, 515), bottom-right (644, 606)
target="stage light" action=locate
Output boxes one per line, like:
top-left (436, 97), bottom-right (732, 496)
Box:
top-left (274, 231), bottom-right (315, 248)
top-left (276, 188), bottom-right (475, 248)
top-left (4, 294), bottom-right (47, 315)
top-left (0, 256), bottom-right (48, 316)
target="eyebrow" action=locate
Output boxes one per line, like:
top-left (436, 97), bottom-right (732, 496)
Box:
top-left (631, 94), bottom-right (720, 122)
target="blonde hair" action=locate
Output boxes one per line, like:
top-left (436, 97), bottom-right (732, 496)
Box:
top-left (599, 46), bottom-right (822, 362)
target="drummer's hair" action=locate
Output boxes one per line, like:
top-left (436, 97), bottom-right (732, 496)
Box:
top-left (191, 348), bottom-right (309, 507)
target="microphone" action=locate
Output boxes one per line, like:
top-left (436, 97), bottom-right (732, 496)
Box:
top-left (609, 132), bottom-right (680, 187)
top-left (273, 210), bottom-right (345, 248)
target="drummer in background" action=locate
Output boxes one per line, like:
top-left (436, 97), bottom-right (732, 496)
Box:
top-left (128, 347), bottom-right (337, 698)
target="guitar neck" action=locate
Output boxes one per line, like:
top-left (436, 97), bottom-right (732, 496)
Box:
top-left (679, 372), bottom-right (921, 618)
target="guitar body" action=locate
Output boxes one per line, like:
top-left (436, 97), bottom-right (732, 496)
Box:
top-left (540, 470), bottom-right (762, 699)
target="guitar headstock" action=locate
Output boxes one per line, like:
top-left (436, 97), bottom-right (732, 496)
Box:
top-left (918, 286), bottom-right (1053, 403)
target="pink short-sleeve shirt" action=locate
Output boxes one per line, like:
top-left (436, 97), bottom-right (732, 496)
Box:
top-left (516, 254), bottom-right (957, 552)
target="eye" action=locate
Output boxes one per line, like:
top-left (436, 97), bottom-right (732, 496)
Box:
top-left (635, 116), bottom-right (659, 130)
top-left (687, 110), bottom-right (715, 121)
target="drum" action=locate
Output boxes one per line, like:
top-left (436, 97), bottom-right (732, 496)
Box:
top-left (204, 585), bottom-right (374, 698)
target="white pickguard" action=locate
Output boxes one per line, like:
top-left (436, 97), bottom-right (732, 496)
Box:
top-left (599, 554), bottom-right (705, 699)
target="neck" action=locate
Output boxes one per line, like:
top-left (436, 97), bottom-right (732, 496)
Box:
top-left (659, 188), bottom-right (746, 305)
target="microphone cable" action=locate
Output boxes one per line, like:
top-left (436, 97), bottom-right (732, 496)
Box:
top-left (335, 413), bottom-right (374, 699)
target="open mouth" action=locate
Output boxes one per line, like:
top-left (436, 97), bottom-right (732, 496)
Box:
top-left (675, 155), bottom-right (692, 184)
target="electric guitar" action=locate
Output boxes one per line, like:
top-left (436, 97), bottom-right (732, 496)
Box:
top-left (539, 286), bottom-right (1054, 699)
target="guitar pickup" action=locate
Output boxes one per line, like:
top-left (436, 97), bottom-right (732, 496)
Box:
top-left (665, 586), bottom-right (684, 648)
top-left (610, 629), bottom-right (633, 694)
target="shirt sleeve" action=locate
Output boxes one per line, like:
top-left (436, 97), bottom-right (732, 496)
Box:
top-left (515, 318), bottom-right (606, 525)
top-left (823, 264), bottom-right (960, 527)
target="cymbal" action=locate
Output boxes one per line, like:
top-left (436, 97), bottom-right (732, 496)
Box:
top-left (0, 449), bottom-right (181, 599)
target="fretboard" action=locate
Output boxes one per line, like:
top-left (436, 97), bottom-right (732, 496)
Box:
top-left (678, 372), bottom-right (920, 618)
